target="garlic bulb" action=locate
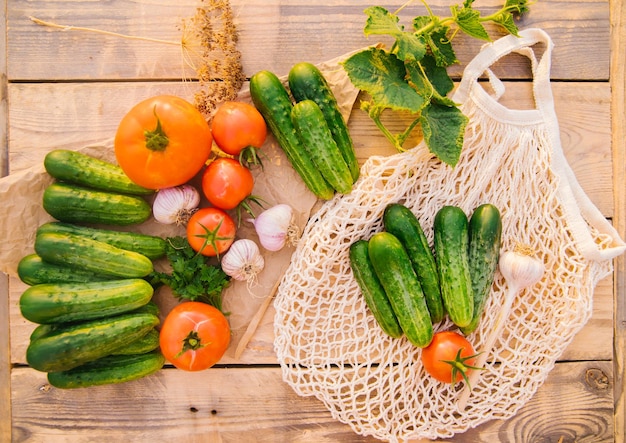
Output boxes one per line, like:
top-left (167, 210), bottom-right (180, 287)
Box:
top-left (250, 204), bottom-right (299, 251)
top-left (498, 245), bottom-right (546, 292)
top-left (152, 185), bottom-right (201, 225)
top-left (221, 239), bottom-right (265, 283)
top-left (458, 243), bottom-right (545, 410)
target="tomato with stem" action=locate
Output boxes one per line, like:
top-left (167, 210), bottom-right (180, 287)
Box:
top-left (211, 101), bottom-right (267, 166)
top-left (159, 302), bottom-right (231, 371)
top-left (186, 207), bottom-right (236, 257)
top-left (202, 158), bottom-right (263, 222)
top-left (421, 331), bottom-right (482, 385)
top-left (114, 95), bottom-right (213, 190)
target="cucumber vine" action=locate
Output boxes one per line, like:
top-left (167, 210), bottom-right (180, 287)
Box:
top-left (342, 0), bottom-right (530, 166)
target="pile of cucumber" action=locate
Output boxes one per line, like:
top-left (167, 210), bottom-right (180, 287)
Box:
top-left (250, 62), bottom-right (359, 200)
top-left (17, 149), bottom-right (167, 388)
top-left (350, 203), bottom-right (502, 348)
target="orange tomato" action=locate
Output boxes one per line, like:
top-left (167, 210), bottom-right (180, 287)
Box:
top-left (114, 95), bottom-right (212, 190)
top-left (159, 302), bottom-right (231, 371)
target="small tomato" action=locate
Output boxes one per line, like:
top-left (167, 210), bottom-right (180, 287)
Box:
top-left (211, 101), bottom-right (267, 157)
top-left (201, 158), bottom-right (254, 210)
top-left (186, 207), bottom-right (236, 257)
top-left (114, 95), bottom-right (212, 190)
top-left (421, 331), bottom-right (481, 385)
top-left (159, 302), bottom-right (231, 371)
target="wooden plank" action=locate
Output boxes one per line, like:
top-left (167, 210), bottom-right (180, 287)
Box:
top-left (610, 0), bottom-right (626, 441)
top-left (10, 361), bottom-right (613, 442)
top-left (6, 81), bottom-right (615, 216)
top-left (0, 0), bottom-right (12, 440)
top-left (6, 0), bottom-right (610, 81)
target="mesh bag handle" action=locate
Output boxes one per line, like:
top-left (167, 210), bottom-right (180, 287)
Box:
top-left (455, 28), bottom-right (625, 261)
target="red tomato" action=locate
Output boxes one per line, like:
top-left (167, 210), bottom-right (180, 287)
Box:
top-left (114, 95), bottom-right (212, 190)
top-left (211, 101), bottom-right (267, 156)
top-left (201, 158), bottom-right (254, 210)
top-left (159, 302), bottom-right (231, 371)
top-left (421, 331), bottom-right (479, 384)
top-left (186, 207), bottom-right (236, 256)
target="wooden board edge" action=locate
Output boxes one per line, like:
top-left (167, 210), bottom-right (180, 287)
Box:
top-left (611, 0), bottom-right (626, 441)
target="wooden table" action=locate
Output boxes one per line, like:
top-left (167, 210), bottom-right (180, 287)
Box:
top-left (1, 0), bottom-right (625, 441)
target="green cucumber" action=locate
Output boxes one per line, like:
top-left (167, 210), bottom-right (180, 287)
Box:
top-left (110, 328), bottom-right (160, 356)
top-left (383, 203), bottom-right (444, 323)
top-left (19, 279), bottom-right (154, 324)
top-left (43, 182), bottom-right (151, 226)
top-left (17, 253), bottom-right (115, 285)
top-left (349, 240), bottom-right (402, 338)
top-left (291, 100), bottom-right (353, 194)
top-left (26, 312), bottom-right (160, 372)
top-left (433, 206), bottom-right (474, 328)
top-left (288, 62), bottom-right (359, 182)
top-left (47, 351), bottom-right (165, 389)
top-left (461, 204), bottom-right (502, 335)
top-left (28, 302), bottom-right (160, 342)
top-left (368, 232), bottom-right (433, 348)
top-left (250, 70), bottom-right (335, 200)
top-left (34, 231), bottom-right (154, 278)
top-left (37, 222), bottom-right (166, 260)
top-left (44, 149), bottom-right (154, 195)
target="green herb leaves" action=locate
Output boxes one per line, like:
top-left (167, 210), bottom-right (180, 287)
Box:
top-left (342, 0), bottom-right (529, 166)
top-left (149, 236), bottom-right (230, 311)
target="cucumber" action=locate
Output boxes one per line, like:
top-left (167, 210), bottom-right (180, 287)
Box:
top-left (26, 312), bottom-right (160, 372)
top-left (461, 204), bottom-right (502, 335)
top-left (349, 240), bottom-right (402, 338)
top-left (37, 222), bottom-right (166, 260)
top-left (47, 351), bottom-right (165, 389)
top-left (288, 62), bottom-right (359, 182)
top-left (44, 149), bottom-right (154, 196)
top-left (110, 328), bottom-right (160, 355)
top-left (383, 203), bottom-right (444, 323)
top-left (28, 302), bottom-right (160, 342)
top-left (250, 70), bottom-right (335, 200)
top-left (433, 206), bottom-right (474, 328)
top-left (19, 279), bottom-right (154, 324)
top-left (43, 182), bottom-right (151, 226)
top-left (291, 100), bottom-right (353, 194)
top-left (34, 231), bottom-right (154, 278)
top-left (368, 232), bottom-right (433, 348)
top-left (17, 253), bottom-right (115, 285)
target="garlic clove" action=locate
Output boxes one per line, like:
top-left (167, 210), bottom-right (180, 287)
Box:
top-left (251, 204), bottom-right (298, 252)
top-left (152, 185), bottom-right (201, 226)
top-left (221, 238), bottom-right (265, 283)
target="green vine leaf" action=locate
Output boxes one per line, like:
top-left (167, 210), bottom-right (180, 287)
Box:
top-left (342, 0), bottom-right (530, 166)
top-left (420, 102), bottom-right (468, 167)
top-left (342, 47), bottom-right (425, 113)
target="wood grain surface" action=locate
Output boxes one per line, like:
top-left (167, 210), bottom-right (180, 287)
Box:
top-left (1, 0), bottom-right (623, 441)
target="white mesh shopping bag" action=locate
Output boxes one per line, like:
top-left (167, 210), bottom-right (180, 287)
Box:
top-left (273, 28), bottom-right (626, 441)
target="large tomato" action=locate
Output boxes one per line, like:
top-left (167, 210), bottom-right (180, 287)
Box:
top-left (114, 95), bottom-right (212, 190)
top-left (211, 101), bottom-right (267, 156)
top-left (201, 158), bottom-right (254, 210)
top-left (159, 302), bottom-right (231, 371)
top-left (421, 331), bottom-right (480, 385)
top-left (186, 207), bottom-right (236, 257)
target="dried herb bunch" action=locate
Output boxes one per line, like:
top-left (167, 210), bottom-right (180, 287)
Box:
top-left (31, 0), bottom-right (246, 118)
top-left (183, 0), bottom-right (246, 118)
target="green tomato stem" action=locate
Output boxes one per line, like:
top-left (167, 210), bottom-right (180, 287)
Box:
top-left (144, 108), bottom-right (170, 152)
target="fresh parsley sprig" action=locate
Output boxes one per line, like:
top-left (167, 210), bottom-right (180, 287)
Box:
top-left (342, 0), bottom-right (530, 166)
top-left (149, 236), bottom-right (231, 312)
